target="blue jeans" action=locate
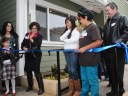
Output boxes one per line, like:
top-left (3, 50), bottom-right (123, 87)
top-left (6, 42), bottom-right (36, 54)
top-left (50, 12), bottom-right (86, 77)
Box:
top-left (80, 65), bottom-right (99, 96)
top-left (64, 52), bottom-right (79, 80)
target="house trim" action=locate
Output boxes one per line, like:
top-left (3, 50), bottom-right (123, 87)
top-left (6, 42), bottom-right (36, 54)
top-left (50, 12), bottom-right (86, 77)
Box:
top-left (69, 0), bottom-right (107, 13)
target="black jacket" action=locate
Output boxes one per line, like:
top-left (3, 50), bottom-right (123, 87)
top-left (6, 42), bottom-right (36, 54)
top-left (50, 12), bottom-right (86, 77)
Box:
top-left (103, 12), bottom-right (128, 46)
top-left (21, 32), bottom-right (43, 71)
top-left (0, 33), bottom-right (19, 62)
top-left (0, 50), bottom-right (18, 68)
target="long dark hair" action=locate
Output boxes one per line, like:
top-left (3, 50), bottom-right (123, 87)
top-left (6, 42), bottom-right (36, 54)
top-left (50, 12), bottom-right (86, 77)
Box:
top-left (1, 21), bottom-right (18, 37)
top-left (63, 17), bottom-right (76, 39)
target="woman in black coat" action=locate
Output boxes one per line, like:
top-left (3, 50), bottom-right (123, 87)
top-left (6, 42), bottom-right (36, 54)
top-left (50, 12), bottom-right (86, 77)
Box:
top-left (21, 22), bottom-right (44, 95)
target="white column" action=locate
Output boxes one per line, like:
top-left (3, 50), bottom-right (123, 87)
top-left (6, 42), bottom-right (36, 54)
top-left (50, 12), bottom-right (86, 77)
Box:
top-left (16, 0), bottom-right (27, 76)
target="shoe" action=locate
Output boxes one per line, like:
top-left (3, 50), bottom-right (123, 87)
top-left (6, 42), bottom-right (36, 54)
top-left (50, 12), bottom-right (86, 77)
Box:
top-left (107, 83), bottom-right (111, 87)
top-left (119, 92), bottom-right (124, 96)
top-left (106, 92), bottom-right (112, 96)
top-left (106, 92), bottom-right (115, 96)
top-left (35, 73), bottom-right (44, 95)
top-left (38, 89), bottom-right (44, 95)
top-left (12, 93), bottom-right (16, 96)
top-left (3, 92), bottom-right (9, 96)
top-left (26, 87), bottom-right (33, 92)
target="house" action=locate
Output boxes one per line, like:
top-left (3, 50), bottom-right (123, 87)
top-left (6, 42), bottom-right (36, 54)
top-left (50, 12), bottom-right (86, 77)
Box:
top-left (110, 0), bottom-right (128, 16)
top-left (0, 0), bottom-right (116, 77)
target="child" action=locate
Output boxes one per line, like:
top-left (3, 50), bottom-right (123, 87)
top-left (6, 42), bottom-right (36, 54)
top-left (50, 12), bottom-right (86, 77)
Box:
top-left (77, 7), bottom-right (103, 96)
top-left (0, 37), bottom-right (17, 96)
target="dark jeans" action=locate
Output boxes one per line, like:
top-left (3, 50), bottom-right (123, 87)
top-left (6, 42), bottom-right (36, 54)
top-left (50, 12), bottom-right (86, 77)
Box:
top-left (101, 56), bottom-right (109, 79)
top-left (98, 56), bottom-right (109, 79)
top-left (104, 48), bottom-right (125, 94)
top-left (64, 52), bottom-right (79, 80)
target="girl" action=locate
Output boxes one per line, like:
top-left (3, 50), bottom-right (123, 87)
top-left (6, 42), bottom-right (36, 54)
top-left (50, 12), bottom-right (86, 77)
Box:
top-left (60, 17), bottom-right (81, 96)
top-left (0, 37), bottom-right (17, 96)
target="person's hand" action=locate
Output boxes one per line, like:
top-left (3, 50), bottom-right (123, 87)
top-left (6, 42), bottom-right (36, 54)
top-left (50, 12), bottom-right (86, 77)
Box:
top-left (74, 46), bottom-right (79, 53)
top-left (113, 38), bottom-right (122, 44)
top-left (75, 46), bottom-right (79, 50)
top-left (79, 47), bottom-right (86, 53)
top-left (23, 47), bottom-right (28, 51)
top-left (4, 50), bottom-right (10, 54)
top-left (30, 38), bottom-right (34, 43)
top-left (6, 51), bottom-right (10, 54)
top-left (29, 34), bottom-right (34, 43)
top-left (76, 27), bottom-right (82, 32)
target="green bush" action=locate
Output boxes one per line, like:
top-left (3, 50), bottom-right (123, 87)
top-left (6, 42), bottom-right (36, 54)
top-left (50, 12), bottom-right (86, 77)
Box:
top-left (44, 64), bottom-right (68, 80)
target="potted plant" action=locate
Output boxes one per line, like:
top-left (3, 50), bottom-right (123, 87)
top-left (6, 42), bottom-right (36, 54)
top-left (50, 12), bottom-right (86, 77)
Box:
top-left (43, 64), bottom-right (68, 95)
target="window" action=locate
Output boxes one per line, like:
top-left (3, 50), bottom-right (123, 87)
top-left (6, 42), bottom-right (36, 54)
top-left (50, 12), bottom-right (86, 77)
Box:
top-left (49, 9), bottom-right (68, 41)
top-left (35, 2), bottom-right (77, 44)
top-left (36, 6), bottom-right (47, 40)
top-left (36, 6), bottom-right (68, 42)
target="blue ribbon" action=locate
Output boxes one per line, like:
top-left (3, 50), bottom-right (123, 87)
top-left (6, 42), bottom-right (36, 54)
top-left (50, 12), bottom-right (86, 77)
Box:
top-left (86, 44), bottom-right (117, 52)
top-left (0, 42), bottom-right (128, 63)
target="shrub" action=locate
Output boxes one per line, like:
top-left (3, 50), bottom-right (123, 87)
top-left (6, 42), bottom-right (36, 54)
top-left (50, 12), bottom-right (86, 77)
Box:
top-left (44, 64), bottom-right (68, 80)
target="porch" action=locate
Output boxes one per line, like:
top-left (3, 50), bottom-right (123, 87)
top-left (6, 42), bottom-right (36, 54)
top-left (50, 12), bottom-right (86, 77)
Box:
top-left (1, 64), bottom-right (128, 96)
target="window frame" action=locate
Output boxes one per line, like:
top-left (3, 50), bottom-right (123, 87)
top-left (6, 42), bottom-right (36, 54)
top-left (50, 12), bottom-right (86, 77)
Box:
top-left (29, 0), bottom-right (77, 46)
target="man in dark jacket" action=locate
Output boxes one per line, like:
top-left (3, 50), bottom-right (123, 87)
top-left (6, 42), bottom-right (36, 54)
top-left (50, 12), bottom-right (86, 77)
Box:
top-left (103, 2), bottom-right (128, 96)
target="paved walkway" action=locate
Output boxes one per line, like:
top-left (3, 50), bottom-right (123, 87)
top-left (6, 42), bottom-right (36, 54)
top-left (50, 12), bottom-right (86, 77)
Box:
top-left (0, 65), bottom-right (128, 96)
